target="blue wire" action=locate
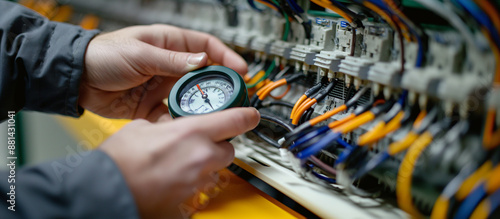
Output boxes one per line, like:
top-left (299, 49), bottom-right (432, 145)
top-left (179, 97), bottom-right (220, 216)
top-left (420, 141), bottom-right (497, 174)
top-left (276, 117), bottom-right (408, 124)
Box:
top-left (487, 188), bottom-right (500, 217)
top-left (453, 184), bottom-right (487, 219)
top-left (248, 0), bottom-right (264, 12)
top-left (398, 90), bottom-right (408, 105)
top-left (336, 138), bottom-right (354, 149)
top-left (289, 126), bottom-right (330, 150)
top-left (455, 0), bottom-right (500, 47)
top-left (261, 0), bottom-right (282, 11)
top-left (334, 144), bottom-right (357, 166)
top-left (297, 132), bottom-right (341, 159)
top-left (311, 170), bottom-right (337, 183)
top-left (364, 0), bottom-right (424, 67)
top-left (286, 0), bottom-right (304, 13)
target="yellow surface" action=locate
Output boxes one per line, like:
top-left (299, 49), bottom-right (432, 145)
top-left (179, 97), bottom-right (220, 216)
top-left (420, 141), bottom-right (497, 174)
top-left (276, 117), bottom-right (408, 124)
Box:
top-left (56, 111), bottom-right (130, 148)
top-left (56, 111), bottom-right (303, 218)
top-left (192, 169), bottom-right (304, 219)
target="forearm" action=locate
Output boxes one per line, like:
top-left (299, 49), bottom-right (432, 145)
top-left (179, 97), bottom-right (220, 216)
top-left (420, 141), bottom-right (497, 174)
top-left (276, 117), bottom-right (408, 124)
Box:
top-left (0, 1), bottom-right (99, 120)
top-left (0, 150), bottom-right (138, 219)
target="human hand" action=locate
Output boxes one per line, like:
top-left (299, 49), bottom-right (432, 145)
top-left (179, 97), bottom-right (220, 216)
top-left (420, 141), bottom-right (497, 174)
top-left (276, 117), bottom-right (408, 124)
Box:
top-left (99, 107), bottom-right (260, 218)
top-left (79, 24), bottom-right (247, 121)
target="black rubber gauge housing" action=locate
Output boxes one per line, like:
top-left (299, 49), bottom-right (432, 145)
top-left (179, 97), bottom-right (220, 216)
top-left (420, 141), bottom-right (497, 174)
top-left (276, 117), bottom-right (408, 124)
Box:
top-left (168, 66), bottom-right (249, 118)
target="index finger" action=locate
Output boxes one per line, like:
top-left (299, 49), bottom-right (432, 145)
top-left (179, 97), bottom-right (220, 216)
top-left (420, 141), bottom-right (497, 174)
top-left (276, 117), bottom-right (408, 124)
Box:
top-left (173, 107), bottom-right (260, 142)
top-left (178, 29), bottom-right (248, 76)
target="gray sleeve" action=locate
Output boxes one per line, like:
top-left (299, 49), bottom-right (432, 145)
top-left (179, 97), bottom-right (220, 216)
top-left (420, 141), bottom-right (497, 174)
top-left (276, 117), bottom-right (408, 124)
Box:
top-left (0, 0), bottom-right (99, 120)
top-left (0, 150), bottom-right (139, 219)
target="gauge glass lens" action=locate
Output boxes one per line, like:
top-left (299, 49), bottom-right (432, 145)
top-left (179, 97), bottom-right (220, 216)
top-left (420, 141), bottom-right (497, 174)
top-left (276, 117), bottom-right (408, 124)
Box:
top-left (179, 78), bottom-right (234, 114)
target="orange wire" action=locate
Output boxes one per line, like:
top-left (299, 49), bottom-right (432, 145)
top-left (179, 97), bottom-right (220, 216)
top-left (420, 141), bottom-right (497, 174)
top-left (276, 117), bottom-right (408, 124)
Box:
top-left (475, 0), bottom-right (500, 42)
top-left (291, 95), bottom-right (308, 119)
top-left (333, 111), bottom-right (376, 134)
top-left (382, 0), bottom-right (415, 41)
top-left (258, 79), bottom-right (287, 100)
top-left (363, 2), bottom-right (412, 42)
top-left (255, 0), bottom-right (280, 12)
top-left (270, 84), bottom-right (291, 100)
top-left (309, 104), bottom-right (348, 126)
top-left (328, 114), bottom-right (356, 129)
top-left (292, 98), bottom-right (317, 125)
top-left (311, 0), bottom-right (354, 24)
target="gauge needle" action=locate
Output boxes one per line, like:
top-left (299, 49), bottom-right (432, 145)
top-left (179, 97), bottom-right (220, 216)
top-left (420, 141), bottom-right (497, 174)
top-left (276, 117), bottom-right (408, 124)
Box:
top-left (197, 84), bottom-right (214, 110)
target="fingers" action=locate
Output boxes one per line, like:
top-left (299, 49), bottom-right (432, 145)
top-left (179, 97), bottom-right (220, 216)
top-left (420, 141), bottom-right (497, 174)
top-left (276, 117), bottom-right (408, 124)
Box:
top-left (173, 107), bottom-right (261, 142)
top-left (135, 24), bottom-right (247, 75)
top-left (212, 141), bottom-right (235, 170)
top-left (181, 29), bottom-right (248, 75)
top-left (143, 44), bottom-right (209, 75)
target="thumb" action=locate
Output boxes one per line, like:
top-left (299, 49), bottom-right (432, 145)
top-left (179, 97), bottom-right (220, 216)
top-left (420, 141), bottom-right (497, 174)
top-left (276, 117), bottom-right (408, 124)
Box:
top-left (144, 45), bottom-right (208, 75)
top-left (171, 107), bottom-right (261, 142)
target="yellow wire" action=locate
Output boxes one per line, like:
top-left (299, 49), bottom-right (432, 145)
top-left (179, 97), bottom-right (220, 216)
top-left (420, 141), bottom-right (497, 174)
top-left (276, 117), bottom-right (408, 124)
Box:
top-left (358, 111), bottom-right (404, 145)
top-left (358, 121), bottom-right (385, 146)
top-left (469, 198), bottom-right (490, 219)
top-left (485, 164), bottom-right (500, 193)
top-left (333, 111), bottom-right (376, 134)
top-left (455, 161), bottom-right (493, 200)
top-left (396, 131), bottom-right (433, 217)
top-left (387, 131), bottom-right (418, 155)
top-left (430, 196), bottom-right (450, 219)
top-left (430, 161), bottom-right (492, 218)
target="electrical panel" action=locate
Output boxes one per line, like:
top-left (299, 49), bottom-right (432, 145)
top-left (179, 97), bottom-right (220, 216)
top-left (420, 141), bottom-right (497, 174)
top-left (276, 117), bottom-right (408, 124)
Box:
top-left (24, 0), bottom-right (500, 218)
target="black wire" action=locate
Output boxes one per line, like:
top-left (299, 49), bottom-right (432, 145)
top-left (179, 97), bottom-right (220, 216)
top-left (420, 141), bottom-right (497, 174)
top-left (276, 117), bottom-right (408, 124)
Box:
top-left (252, 129), bottom-right (281, 148)
top-left (299, 108), bottom-right (315, 125)
top-left (262, 101), bottom-right (295, 109)
top-left (251, 113), bottom-right (294, 148)
top-left (261, 113), bottom-right (294, 132)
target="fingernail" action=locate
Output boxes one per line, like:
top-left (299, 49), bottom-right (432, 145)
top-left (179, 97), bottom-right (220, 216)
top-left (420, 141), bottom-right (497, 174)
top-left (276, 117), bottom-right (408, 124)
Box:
top-left (187, 53), bottom-right (206, 70)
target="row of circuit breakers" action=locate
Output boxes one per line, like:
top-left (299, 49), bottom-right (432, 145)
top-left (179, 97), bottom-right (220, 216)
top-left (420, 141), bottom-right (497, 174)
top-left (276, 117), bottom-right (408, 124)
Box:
top-left (23, 0), bottom-right (500, 218)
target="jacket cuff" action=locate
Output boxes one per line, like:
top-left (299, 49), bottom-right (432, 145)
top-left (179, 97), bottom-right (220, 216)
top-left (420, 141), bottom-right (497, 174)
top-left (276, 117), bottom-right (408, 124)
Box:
top-left (52, 23), bottom-right (100, 117)
top-left (0, 150), bottom-right (139, 218)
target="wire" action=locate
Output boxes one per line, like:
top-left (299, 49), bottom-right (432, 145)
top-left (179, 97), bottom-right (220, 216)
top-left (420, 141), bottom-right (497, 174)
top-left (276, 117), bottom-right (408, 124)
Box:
top-left (290, 83), bottom-right (322, 119)
top-left (396, 131), bottom-right (433, 217)
top-left (247, 60), bottom-right (276, 89)
top-left (286, 0), bottom-right (304, 14)
top-left (292, 81), bottom-right (337, 125)
top-left (261, 100), bottom-right (295, 109)
top-left (297, 131), bottom-right (341, 159)
top-left (310, 0), bottom-right (354, 24)
top-left (270, 84), bottom-right (291, 99)
top-left (261, 113), bottom-right (295, 132)
top-left (307, 10), bottom-right (342, 18)
top-left (256, 0), bottom-right (281, 12)
top-left (470, 187), bottom-right (500, 219)
top-left (455, 0), bottom-right (500, 47)
top-left (252, 113), bottom-right (294, 148)
top-left (412, 0), bottom-right (482, 51)
top-left (248, 0), bottom-right (264, 12)
top-left (396, 118), bottom-right (451, 217)
top-left (309, 156), bottom-right (337, 175)
top-left (430, 162), bottom-right (482, 219)
top-left (358, 92), bottom-right (406, 145)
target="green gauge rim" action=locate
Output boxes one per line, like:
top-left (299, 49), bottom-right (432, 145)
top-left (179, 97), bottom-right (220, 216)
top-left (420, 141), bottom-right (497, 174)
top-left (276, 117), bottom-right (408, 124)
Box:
top-left (168, 66), bottom-right (249, 118)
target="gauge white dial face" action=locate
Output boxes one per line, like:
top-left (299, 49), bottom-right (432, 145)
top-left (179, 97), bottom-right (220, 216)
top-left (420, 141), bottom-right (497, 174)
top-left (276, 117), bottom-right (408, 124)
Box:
top-left (180, 79), bottom-right (234, 114)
